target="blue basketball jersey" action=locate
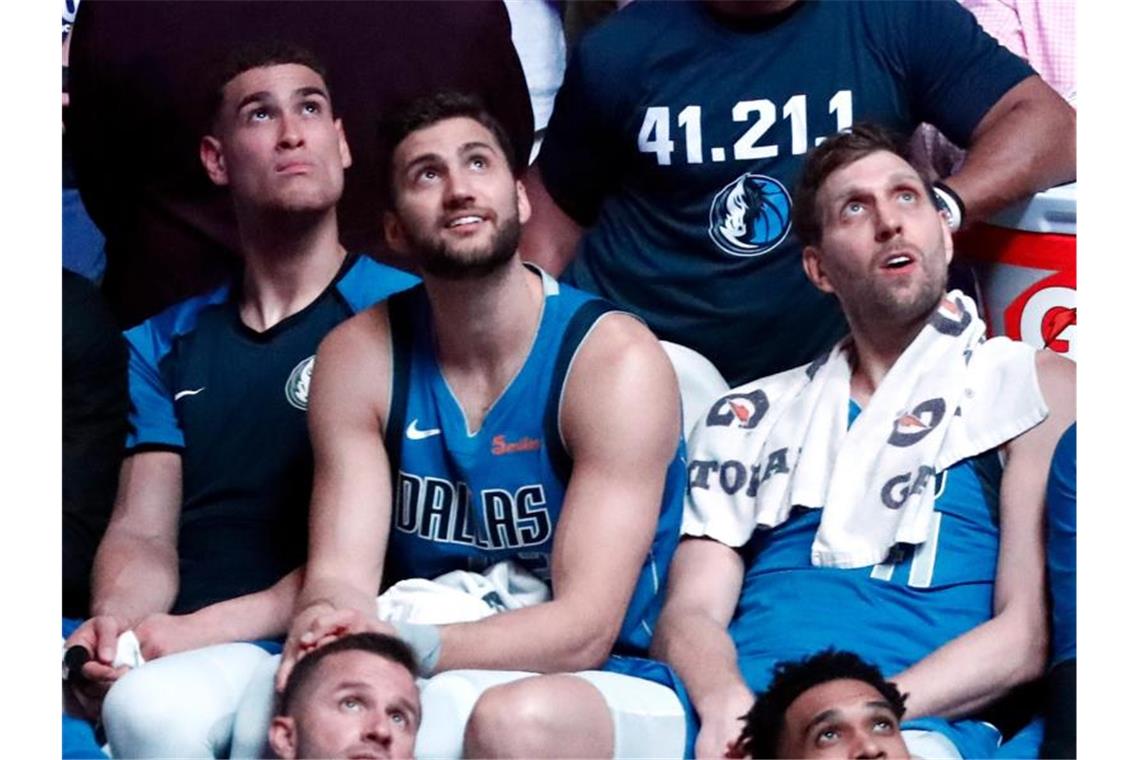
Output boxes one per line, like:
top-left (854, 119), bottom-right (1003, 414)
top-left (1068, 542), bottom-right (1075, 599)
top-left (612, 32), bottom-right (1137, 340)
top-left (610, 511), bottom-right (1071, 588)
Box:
top-left (124, 254), bottom-right (419, 613)
top-left (382, 268), bottom-right (686, 654)
top-left (731, 400), bottom-right (1004, 756)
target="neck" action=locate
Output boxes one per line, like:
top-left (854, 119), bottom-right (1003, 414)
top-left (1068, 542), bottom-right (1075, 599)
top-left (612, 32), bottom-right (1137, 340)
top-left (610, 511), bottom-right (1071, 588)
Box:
top-left (235, 208), bottom-right (346, 332)
top-left (846, 316), bottom-right (928, 406)
top-left (423, 258), bottom-right (544, 377)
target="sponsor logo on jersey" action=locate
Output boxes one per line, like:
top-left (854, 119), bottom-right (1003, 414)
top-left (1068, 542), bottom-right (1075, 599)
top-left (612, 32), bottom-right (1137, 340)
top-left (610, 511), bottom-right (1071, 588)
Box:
top-left (491, 435), bottom-right (541, 455)
top-left (706, 388), bottom-right (769, 429)
top-left (929, 295), bottom-right (972, 337)
top-left (406, 419), bottom-right (443, 440)
top-left (394, 471), bottom-right (553, 552)
top-left (887, 398), bottom-right (947, 447)
top-left (174, 387), bottom-right (206, 401)
top-left (285, 355), bottom-right (316, 410)
top-left (707, 173), bottom-right (792, 257)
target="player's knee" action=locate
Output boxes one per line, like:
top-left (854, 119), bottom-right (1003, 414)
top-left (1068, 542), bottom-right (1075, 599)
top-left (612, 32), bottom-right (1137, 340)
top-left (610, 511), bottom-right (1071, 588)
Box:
top-left (464, 676), bottom-right (612, 758)
top-left (103, 666), bottom-right (215, 758)
top-left (103, 643), bottom-right (271, 759)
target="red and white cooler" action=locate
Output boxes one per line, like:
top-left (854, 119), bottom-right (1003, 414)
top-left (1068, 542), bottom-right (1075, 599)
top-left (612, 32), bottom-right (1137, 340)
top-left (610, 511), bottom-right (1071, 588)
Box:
top-left (958, 182), bottom-right (1077, 360)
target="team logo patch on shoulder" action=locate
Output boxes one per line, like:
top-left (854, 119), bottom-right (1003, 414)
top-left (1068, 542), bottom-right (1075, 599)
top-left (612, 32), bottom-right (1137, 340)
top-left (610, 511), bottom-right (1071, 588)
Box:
top-left (887, 398), bottom-right (946, 447)
top-left (708, 173), bottom-right (792, 257)
top-left (285, 355), bottom-right (316, 410)
top-left (706, 389), bottom-right (769, 429)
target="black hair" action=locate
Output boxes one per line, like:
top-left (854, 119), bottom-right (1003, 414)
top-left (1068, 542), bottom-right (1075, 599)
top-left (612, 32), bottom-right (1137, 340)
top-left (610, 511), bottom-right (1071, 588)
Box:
top-left (737, 649), bottom-right (908, 758)
top-left (277, 632), bottom-right (418, 717)
top-left (791, 122), bottom-right (935, 247)
top-left (378, 90), bottom-right (519, 208)
top-left (205, 40), bottom-right (330, 132)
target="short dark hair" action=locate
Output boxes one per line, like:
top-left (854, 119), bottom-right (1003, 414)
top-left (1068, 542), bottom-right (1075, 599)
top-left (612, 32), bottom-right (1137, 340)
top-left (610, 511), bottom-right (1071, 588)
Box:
top-left (791, 123), bottom-right (931, 248)
top-left (205, 41), bottom-right (330, 132)
top-left (737, 649), bottom-right (908, 759)
top-left (277, 632), bottom-right (418, 716)
top-left (378, 90), bottom-right (519, 208)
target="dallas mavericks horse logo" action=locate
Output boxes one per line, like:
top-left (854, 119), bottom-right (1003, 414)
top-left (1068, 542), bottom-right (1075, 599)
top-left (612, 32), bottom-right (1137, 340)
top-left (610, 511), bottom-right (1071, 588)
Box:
top-left (708, 173), bottom-right (792, 257)
top-left (285, 355), bottom-right (315, 410)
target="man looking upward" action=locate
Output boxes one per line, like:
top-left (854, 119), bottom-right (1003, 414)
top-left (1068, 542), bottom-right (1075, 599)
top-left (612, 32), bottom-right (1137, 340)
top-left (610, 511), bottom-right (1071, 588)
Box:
top-left (64, 43), bottom-right (416, 757)
top-left (652, 123), bottom-right (1074, 759)
top-left (280, 91), bottom-right (690, 758)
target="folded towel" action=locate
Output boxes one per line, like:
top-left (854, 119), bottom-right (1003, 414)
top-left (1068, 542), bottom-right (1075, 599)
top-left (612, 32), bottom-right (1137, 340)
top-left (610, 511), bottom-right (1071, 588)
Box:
top-left (684, 292), bottom-right (1047, 568)
top-left (376, 560), bottom-right (551, 624)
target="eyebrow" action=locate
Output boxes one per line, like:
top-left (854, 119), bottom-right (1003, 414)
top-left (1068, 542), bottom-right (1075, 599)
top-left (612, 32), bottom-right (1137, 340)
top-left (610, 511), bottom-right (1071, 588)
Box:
top-left (459, 140), bottom-right (496, 155)
top-left (831, 171), bottom-right (923, 204)
top-left (233, 86), bottom-right (329, 116)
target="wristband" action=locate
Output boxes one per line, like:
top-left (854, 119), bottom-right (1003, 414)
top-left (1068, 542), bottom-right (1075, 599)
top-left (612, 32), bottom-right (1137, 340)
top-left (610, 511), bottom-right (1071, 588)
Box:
top-left (932, 181), bottom-right (965, 232)
top-left (391, 622), bottom-right (442, 676)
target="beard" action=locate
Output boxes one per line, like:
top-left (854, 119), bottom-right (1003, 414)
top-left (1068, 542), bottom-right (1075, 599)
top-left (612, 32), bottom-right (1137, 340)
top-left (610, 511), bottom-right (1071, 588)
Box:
top-left (405, 211), bottom-right (522, 281)
top-left (838, 249), bottom-right (948, 332)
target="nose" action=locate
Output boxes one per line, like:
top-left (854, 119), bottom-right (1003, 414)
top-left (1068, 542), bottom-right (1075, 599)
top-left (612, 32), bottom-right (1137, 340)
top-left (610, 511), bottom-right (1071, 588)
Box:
top-left (277, 111), bottom-right (304, 150)
top-left (873, 203), bottom-right (902, 244)
top-left (362, 712), bottom-right (393, 747)
top-left (443, 168), bottom-right (475, 209)
top-left (852, 730), bottom-right (887, 759)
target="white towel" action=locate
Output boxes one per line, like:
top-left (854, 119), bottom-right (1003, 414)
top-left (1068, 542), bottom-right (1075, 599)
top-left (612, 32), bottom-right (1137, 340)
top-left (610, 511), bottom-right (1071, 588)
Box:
top-left (684, 291), bottom-right (1047, 568)
top-left (375, 560), bottom-right (551, 625)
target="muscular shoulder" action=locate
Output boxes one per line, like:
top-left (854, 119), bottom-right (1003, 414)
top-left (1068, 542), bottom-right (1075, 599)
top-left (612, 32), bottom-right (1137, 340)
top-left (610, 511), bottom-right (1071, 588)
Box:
top-left (560, 313), bottom-right (680, 455)
top-left (317, 300), bottom-right (392, 372)
top-left (309, 300), bottom-right (396, 427)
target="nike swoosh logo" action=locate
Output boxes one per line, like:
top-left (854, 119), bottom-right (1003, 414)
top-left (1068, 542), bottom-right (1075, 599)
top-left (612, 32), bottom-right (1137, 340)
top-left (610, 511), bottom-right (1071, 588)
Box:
top-left (174, 387), bottom-right (206, 401)
top-left (406, 419), bottom-right (442, 440)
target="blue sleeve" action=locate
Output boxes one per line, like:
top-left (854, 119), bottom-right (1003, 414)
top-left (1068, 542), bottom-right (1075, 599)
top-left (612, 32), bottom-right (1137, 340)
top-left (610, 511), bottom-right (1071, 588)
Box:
top-left (336, 256), bottom-right (420, 314)
top-left (535, 23), bottom-right (636, 226)
top-left (881, 0), bottom-right (1037, 146)
top-left (123, 318), bottom-right (184, 452)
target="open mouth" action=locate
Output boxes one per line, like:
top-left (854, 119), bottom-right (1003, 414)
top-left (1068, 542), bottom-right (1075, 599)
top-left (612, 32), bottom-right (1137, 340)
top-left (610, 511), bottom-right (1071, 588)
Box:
top-left (879, 249), bottom-right (917, 271)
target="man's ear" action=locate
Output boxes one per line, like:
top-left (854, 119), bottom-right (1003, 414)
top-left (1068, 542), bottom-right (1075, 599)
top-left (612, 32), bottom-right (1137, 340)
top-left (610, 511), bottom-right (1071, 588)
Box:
top-left (335, 118), bottom-right (352, 169)
top-left (383, 210), bottom-right (409, 255)
top-left (802, 245), bottom-right (834, 294)
top-left (941, 214), bottom-right (954, 266)
top-left (515, 178), bottom-right (531, 226)
top-left (200, 135), bottom-right (228, 187)
top-left (268, 716), bottom-right (298, 760)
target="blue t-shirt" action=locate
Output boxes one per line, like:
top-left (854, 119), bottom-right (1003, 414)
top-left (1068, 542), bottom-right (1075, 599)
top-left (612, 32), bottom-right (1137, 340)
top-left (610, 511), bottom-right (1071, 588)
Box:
top-left (382, 268), bottom-right (686, 654)
top-left (727, 401), bottom-right (1005, 757)
top-left (1046, 423), bottom-right (1076, 666)
top-left (125, 255), bottom-right (418, 613)
top-left (539, 0), bottom-right (1034, 386)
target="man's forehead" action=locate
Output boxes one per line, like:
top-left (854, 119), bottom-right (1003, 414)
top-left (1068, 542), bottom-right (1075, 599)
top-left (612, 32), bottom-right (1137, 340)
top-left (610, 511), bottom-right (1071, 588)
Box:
top-left (395, 117), bottom-right (500, 165)
top-left (823, 151), bottom-right (921, 200)
top-left (223, 63), bottom-right (329, 104)
top-left (787, 679), bottom-right (887, 722)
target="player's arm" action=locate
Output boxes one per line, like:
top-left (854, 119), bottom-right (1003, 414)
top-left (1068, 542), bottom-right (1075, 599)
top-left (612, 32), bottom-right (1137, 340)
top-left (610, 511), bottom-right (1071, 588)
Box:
top-left (651, 537), bottom-right (754, 759)
top-left (430, 315), bottom-right (680, 672)
top-left (131, 567), bottom-right (304, 660)
top-left (277, 308), bottom-right (396, 688)
top-left (893, 351), bottom-right (1075, 719)
top-left (942, 76), bottom-right (1075, 225)
top-left (517, 165), bottom-right (584, 277)
top-left (63, 451), bottom-right (182, 712)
